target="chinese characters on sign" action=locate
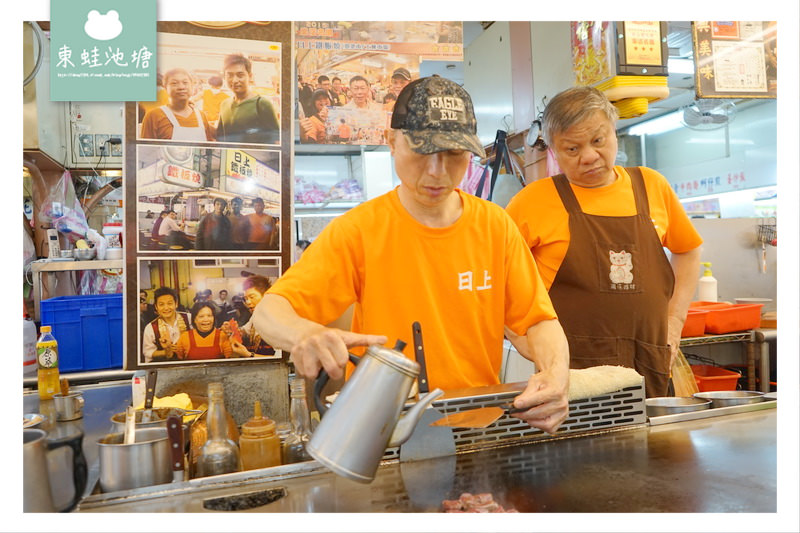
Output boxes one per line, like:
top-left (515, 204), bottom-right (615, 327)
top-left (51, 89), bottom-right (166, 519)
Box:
top-left (56, 44), bottom-right (153, 72)
top-left (692, 21), bottom-right (777, 98)
top-left (671, 171), bottom-right (748, 199)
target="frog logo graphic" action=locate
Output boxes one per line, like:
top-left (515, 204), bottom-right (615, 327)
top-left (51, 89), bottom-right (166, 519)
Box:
top-left (608, 249), bottom-right (634, 284)
top-left (84, 10), bottom-right (123, 41)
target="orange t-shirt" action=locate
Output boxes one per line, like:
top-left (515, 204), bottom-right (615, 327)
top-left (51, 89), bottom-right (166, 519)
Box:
top-left (201, 89), bottom-right (231, 123)
top-left (268, 188), bottom-right (556, 391)
top-left (505, 166), bottom-right (703, 290)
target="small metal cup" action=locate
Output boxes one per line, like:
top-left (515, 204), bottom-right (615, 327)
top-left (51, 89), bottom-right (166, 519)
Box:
top-left (52, 392), bottom-right (84, 421)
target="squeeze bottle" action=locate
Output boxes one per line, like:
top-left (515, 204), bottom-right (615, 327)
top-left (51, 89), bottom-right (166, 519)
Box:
top-left (697, 262), bottom-right (718, 302)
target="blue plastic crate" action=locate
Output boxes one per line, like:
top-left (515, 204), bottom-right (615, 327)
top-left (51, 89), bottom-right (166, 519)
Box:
top-left (39, 294), bottom-right (123, 372)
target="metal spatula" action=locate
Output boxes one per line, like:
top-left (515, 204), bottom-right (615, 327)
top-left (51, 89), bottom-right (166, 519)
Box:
top-left (429, 403), bottom-right (524, 429)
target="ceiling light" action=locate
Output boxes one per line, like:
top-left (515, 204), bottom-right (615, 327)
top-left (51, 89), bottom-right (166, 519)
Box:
top-left (626, 110), bottom-right (684, 136)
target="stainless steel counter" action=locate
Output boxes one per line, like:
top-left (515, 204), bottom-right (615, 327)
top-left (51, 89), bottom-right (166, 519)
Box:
top-left (26, 381), bottom-right (776, 513)
top-left (76, 409), bottom-right (776, 513)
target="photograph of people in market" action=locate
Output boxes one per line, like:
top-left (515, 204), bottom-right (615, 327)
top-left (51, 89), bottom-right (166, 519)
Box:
top-left (139, 68), bottom-right (216, 142)
top-left (174, 301), bottom-right (234, 361)
top-left (504, 86), bottom-right (703, 398)
top-left (195, 197), bottom-right (233, 250)
top-left (298, 89), bottom-right (331, 144)
top-left (295, 59), bottom-right (419, 145)
top-left (137, 259), bottom-right (281, 367)
top-left (136, 145), bottom-right (281, 252)
top-left (142, 286), bottom-right (191, 363)
top-left (251, 76), bottom-right (570, 435)
top-left (216, 53), bottom-right (281, 146)
top-left (137, 32), bottom-right (281, 145)
top-left (222, 274), bottom-right (278, 358)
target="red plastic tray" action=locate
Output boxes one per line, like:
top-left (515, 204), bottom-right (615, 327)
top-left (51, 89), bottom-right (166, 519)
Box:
top-left (681, 309), bottom-right (709, 337)
top-left (689, 301), bottom-right (764, 334)
top-left (691, 364), bottom-right (741, 392)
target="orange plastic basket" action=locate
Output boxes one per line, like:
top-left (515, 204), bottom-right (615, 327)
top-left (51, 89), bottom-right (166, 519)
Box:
top-left (689, 302), bottom-right (764, 334)
top-left (681, 309), bottom-right (709, 337)
top-left (691, 364), bottom-right (741, 392)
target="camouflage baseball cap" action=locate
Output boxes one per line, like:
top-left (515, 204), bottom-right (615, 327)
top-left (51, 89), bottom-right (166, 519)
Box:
top-left (390, 76), bottom-right (486, 158)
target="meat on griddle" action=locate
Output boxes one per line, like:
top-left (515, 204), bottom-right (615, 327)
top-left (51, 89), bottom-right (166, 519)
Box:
top-left (441, 492), bottom-right (518, 513)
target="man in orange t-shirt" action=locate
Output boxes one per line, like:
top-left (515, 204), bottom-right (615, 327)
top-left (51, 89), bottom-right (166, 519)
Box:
top-left (246, 197), bottom-right (278, 250)
top-left (506, 86), bottom-right (702, 398)
top-left (252, 77), bottom-right (570, 435)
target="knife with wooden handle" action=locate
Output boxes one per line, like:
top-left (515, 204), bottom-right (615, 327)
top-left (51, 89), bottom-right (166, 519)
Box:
top-left (412, 321), bottom-right (429, 395)
top-left (166, 415), bottom-right (185, 482)
top-left (141, 370), bottom-right (157, 423)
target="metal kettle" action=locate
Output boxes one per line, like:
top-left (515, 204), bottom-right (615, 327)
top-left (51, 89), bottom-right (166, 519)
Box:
top-left (307, 341), bottom-right (443, 483)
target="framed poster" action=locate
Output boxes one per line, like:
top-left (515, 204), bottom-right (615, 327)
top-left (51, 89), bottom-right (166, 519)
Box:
top-left (125, 21), bottom-right (292, 371)
top-left (136, 31), bottom-right (282, 146)
top-left (692, 21), bottom-right (777, 98)
top-left (135, 144), bottom-right (281, 254)
top-left (295, 21), bottom-right (463, 146)
top-left (137, 257), bottom-right (282, 367)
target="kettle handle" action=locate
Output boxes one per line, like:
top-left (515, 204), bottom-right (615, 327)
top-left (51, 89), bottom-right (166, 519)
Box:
top-left (47, 433), bottom-right (87, 512)
top-left (313, 353), bottom-right (361, 416)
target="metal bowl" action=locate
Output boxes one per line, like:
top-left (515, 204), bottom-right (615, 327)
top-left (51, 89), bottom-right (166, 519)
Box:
top-left (73, 247), bottom-right (96, 260)
top-left (646, 397), bottom-right (712, 417)
top-left (693, 390), bottom-right (765, 408)
top-left (764, 392), bottom-right (777, 401)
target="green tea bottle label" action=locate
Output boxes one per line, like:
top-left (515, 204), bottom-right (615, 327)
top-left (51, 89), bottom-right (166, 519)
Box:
top-left (37, 342), bottom-right (59, 369)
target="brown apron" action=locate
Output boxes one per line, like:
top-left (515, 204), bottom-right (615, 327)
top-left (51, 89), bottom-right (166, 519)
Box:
top-left (548, 167), bottom-right (675, 397)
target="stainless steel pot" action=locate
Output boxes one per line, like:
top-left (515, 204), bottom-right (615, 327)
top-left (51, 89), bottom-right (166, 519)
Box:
top-left (109, 407), bottom-right (193, 445)
top-left (97, 427), bottom-right (172, 493)
top-left (24, 428), bottom-right (87, 512)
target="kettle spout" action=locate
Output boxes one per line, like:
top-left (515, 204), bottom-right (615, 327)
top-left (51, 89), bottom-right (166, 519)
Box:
top-left (388, 388), bottom-right (444, 448)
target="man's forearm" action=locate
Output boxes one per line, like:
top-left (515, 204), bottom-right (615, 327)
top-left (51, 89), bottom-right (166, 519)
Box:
top-left (668, 246), bottom-right (702, 324)
top-left (524, 318), bottom-right (570, 375)
top-left (251, 293), bottom-right (326, 352)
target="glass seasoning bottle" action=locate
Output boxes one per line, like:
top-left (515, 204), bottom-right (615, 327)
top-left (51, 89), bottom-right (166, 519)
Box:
top-left (283, 378), bottom-right (313, 463)
top-left (276, 422), bottom-right (292, 464)
top-left (36, 326), bottom-right (60, 400)
top-left (195, 382), bottom-right (240, 477)
top-left (239, 400), bottom-right (281, 471)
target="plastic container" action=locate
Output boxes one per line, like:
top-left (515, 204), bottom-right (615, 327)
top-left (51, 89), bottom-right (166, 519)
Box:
top-left (689, 301), bottom-right (764, 334)
top-left (691, 364), bottom-right (741, 392)
top-left (36, 326), bottom-right (60, 400)
top-left (680, 309), bottom-right (709, 337)
top-left (239, 401), bottom-right (281, 471)
top-left (697, 262), bottom-right (718, 302)
top-left (23, 314), bottom-right (38, 377)
top-left (39, 294), bottom-right (123, 372)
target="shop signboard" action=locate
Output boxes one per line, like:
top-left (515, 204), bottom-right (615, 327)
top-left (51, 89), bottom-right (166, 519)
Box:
top-left (161, 163), bottom-right (202, 189)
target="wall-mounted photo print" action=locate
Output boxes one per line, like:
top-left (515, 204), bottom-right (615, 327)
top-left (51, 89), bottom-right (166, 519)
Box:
top-left (295, 21), bottom-right (463, 146)
top-left (136, 144), bottom-right (281, 252)
top-left (136, 257), bottom-right (282, 368)
top-left (137, 32), bottom-right (282, 146)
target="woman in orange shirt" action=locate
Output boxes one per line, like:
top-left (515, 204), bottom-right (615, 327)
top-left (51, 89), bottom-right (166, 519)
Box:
top-left (175, 302), bottom-right (232, 361)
